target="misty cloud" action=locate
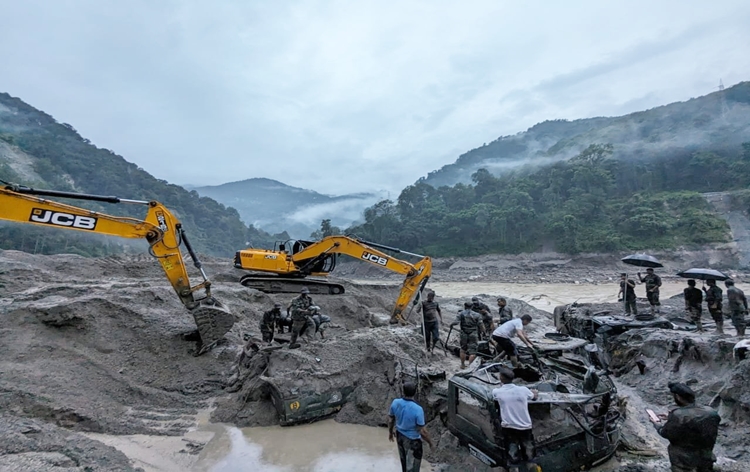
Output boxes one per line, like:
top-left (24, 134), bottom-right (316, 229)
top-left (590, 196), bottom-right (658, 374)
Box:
top-left (1, 0), bottom-right (748, 196)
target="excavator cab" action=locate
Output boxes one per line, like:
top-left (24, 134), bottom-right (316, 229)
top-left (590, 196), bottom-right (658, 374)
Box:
top-left (235, 235), bottom-right (431, 323)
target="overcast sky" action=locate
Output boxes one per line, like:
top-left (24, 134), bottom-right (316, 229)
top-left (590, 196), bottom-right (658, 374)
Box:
top-left (1, 1), bottom-right (749, 195)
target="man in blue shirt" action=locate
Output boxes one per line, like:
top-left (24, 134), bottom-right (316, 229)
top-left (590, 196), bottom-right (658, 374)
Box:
top-left (388, 381), bottom-right (434, 472)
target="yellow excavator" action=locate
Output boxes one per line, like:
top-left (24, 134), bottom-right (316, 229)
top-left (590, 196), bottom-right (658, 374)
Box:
top-left (234, 235), bottom-right (432, 323)
top-left (0, 182), bottom-right (234, 354)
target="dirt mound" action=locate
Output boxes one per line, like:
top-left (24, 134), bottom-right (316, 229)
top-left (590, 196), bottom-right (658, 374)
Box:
top-left (0, 414), bottom-right (138, 471)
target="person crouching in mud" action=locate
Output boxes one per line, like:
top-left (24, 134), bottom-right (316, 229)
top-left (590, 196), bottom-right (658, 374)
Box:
top-left (491, 315), bottom-right (535, 368)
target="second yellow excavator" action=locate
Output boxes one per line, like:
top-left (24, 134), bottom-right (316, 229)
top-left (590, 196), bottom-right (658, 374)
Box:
top-left (0, 181), bottom-right (234, 354)
top-left (234, 236), bottom-right (431, 324)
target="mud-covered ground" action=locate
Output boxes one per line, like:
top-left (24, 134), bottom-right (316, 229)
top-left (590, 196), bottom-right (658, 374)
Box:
top-left (0, 249), bottom-right (748, 471)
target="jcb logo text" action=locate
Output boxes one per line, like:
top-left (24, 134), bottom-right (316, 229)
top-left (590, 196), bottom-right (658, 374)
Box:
top-left (362, 252), bottom-right (388, 266)
top-left (29, 209), bottom-right (98, 230)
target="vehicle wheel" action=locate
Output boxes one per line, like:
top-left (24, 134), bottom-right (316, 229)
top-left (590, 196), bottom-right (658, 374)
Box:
top-left (329, 286), bottom-right (344, 294)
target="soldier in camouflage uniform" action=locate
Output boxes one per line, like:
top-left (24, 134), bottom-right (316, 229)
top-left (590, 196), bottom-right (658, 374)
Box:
top-left (650, 382), bottom-right (720, 472)
top-left (638, 268), bottom-right (662, 314)
top-left (288, 287), bottom-right (314, 348)
top-left (450, 302), bottom-right (484, 369)
top-left (496, 298), bottom-right (513, 325)
top-left (471, 296), bottom-right (493, 339)
top-left (260, 303), bottom-right (282, 343)
top-left (725, 280), bottom-right (747, 337)
top-left (683, 280), bottom-right (704, 332)
top-left (702, 279), bottom-right (724, 334)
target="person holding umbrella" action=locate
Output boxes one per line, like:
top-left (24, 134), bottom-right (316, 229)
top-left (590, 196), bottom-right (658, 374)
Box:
top-left (677, 269), bottom-right (733, 335)
top-left (621, 254), bottom-right (662, 317)
top-left (703, 279), bottom-right (724, 334)
top-left (638, 268), bottom-right (662, 315)
top-left (725, 280), bottom-right (747, 337)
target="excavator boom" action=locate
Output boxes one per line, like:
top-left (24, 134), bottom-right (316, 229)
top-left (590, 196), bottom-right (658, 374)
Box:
top-left (235, 235), bottom-right (431, 323)
top-left (0, 183), bottom-right (233, 353)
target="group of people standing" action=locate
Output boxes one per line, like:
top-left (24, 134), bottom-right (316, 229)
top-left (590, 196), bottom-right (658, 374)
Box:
top-left (258, 287), bottom-right (332, 348)
top-left (618, 268), bottom-right (663, 315)
top-left (619, 268), bottom-right (747, 336)
top-left (418, 292), bottom-right (535, 369)
top-left (683, 279), bottom-right (747, 336)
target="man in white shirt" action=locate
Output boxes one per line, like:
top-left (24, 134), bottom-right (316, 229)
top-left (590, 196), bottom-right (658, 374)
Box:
top-left (492, 368), bottom-right (538, 472)
top-left (491, 315), bottom-right (535, 367)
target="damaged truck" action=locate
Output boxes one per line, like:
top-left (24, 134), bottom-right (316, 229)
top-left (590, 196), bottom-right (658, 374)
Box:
top-left (445, 344), bottom-right (623, 471)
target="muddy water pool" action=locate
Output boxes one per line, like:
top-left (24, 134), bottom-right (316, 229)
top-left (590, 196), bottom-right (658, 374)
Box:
top-left (194, 420), bottom-right (435, 472)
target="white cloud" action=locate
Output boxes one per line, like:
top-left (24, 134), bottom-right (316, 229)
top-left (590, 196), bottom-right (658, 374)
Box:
top-left (1, 0), bottom-right (749, 195)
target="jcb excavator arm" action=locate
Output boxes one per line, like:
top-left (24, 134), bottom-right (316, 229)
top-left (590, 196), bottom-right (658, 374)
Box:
top-left (292, 237), bottom-right (432, 323)
top-left (0, 183), bottom-right (233, 353)
top-left (236, 235), bottom-right (431, 324)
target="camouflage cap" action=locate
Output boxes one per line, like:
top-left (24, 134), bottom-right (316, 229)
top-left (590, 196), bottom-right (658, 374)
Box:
top-left (273, 302), bottom-right (282, 308)
top-left (471, 296), bottom-right (479, 302)
top-left (301, 287), bottom-right (310, 294)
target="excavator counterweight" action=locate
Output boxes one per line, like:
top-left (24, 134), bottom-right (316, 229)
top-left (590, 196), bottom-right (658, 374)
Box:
top-left (0, 182), bottom-right (234, 354)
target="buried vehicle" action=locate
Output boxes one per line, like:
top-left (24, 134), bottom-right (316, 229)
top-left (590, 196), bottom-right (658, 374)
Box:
top-left (446, 346), bottom-right (623, 471)
top-left (554, 303), bottom-right (672, 352)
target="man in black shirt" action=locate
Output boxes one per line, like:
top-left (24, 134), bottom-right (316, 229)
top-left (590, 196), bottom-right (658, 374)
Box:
top-left (417, 291), bottom-right (443, 353)
top-left (618, 273), bottom-right (637, 315)
top-left (684, 279), bottom-right (704, 331)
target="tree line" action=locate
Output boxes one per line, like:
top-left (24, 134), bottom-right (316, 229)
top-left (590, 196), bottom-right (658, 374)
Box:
top-left (344, 143), bottom-right (750, 256)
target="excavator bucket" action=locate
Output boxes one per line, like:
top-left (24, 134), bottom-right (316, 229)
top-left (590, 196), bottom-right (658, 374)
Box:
top-left (191, 298), bottom-right (234, 355)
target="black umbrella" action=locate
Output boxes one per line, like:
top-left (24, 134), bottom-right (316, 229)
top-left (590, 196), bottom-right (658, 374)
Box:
top-left (676, 268), bottom-right (730, 281)
top-left (621, 254), bottom-right (664, 268)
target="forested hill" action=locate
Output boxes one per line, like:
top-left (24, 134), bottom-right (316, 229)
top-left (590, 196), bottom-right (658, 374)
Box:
top-left (423, 81), bottom-right (750, 188)
top-left (349, 142), bottom-right (750, 257)
top-left (0, 93), bottom-right (276, 257)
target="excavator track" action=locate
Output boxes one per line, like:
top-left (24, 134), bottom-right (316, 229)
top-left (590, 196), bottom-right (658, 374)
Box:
top-left (191, 298), bottom-right (235, 355)
top-left (239, 274), bottom-right (345, 295)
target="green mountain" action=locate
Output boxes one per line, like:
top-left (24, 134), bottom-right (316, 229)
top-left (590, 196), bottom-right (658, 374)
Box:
top-left (423, 82), bottom-right (750, 187)
top-left (191, 178), bottom-right (381, 239)
top-left (0, 93), bottom-right (275, 257)
top-left (351, 83), bottom-right (750, 256)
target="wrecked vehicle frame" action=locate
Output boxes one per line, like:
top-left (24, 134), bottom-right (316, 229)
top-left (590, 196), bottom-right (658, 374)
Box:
top-left (446, 348), bottom-right (623, 471)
